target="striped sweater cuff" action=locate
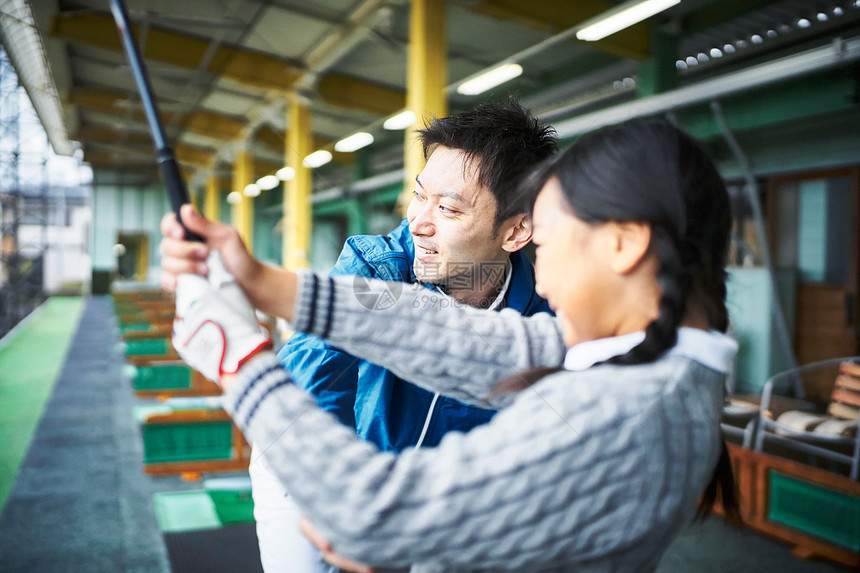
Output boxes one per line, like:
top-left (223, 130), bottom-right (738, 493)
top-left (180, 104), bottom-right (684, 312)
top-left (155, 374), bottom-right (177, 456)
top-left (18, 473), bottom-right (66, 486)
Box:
top-left (223, 351), bottom-right (291, 429)
top-left (290, 269), bottom-right (336, 340)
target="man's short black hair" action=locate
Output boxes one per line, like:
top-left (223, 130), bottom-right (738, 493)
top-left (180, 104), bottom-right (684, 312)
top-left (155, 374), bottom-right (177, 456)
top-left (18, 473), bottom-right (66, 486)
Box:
top-left (416, 96), bottom-right (557, 231)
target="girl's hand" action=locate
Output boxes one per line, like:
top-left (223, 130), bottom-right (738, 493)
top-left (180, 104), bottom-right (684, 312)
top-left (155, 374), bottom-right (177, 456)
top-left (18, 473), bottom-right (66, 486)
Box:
top-left (172, 252), bottom-right (272, 382)
top-left (300, 516), bottom-right (375, 573)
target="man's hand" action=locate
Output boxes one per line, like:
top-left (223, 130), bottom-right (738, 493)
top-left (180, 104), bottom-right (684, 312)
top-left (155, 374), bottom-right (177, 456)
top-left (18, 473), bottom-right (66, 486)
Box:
top-left (160, 204), bottom-right (261, 291)
top-left (160, 204), bottom-right (299, 323)
top-left (300, 517), bottom-right (374, 573)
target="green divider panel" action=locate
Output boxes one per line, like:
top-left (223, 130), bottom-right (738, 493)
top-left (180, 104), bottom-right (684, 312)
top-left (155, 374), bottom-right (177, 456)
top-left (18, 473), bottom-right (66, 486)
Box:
top-left (152, 489), bottom-right (255, 532)
top-left (207, 489), bottom-right (255, 525)
top-left (141, 420), bottom-right (233, 463)
top-left (0, 297), bottom-right (83, 514)
top-left (124, 338), bottom-right (169, 356)
top-left (153, 491), bottom-right (221, 532)
top-left (134, 364), bottom-right (192, 391)
top-left (119, 323), bottom-right (152, 334)
top-left (768, 471), bottom-right (860, 551)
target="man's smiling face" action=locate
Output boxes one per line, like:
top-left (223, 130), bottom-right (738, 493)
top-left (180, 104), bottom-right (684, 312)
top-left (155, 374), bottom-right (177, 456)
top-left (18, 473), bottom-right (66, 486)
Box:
top-left (406, 146), bottom-right (510, 289)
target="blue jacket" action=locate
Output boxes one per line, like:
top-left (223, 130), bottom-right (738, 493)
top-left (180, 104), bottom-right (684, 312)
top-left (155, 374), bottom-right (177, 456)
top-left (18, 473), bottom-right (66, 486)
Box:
top-left (278, 219), bottom-right (551, 452)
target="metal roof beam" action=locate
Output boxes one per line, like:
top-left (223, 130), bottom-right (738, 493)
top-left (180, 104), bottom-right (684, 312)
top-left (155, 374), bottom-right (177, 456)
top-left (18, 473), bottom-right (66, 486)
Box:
top-left (50, 10), bottom-right (302, 90)
top-left (174, 144), bottom-right (216, 169)
top-left (74, 125), bottom-right (152, 146)
top-left (68, 88), bottom-right (352, 167)
top-left (51, 9), bottom-right (403, 117)
top-left (467, 0), bottom-right (650, 61)
top-left (318, 73), bottom-right (406, 116)
top-left (68, 87), bottom-right (246, 143)
top-left (682, 0), bottom-right (783, 36)
top-left (554, 35), bottom-right (860, 139)
top-left (83, 149), bottom-right (153, 167)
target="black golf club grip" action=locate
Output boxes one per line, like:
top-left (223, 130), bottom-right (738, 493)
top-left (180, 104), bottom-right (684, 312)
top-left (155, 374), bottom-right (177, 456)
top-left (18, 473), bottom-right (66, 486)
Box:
top-left (158, 151), bottom-right (205, 243)
top-left (110, 0), bottom-right (203, 243)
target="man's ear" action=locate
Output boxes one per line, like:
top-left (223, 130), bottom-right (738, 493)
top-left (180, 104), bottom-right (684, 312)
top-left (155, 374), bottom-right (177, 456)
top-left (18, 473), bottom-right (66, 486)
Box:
top-left (609, 221), bottom-right (652, 274)
top-left (500, 214), bottom-right (533, 253)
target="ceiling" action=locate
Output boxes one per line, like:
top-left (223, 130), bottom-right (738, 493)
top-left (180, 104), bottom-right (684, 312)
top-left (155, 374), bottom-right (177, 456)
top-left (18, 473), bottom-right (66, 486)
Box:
top-left (4, 0), bottom-right (860, 190)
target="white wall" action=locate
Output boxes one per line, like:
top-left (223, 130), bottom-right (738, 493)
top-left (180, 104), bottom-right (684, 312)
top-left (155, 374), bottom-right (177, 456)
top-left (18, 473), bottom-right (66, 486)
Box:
top-left (91, 183), bottom-right (169, 283)
top-left (14, 203), bottom-right (90, 293)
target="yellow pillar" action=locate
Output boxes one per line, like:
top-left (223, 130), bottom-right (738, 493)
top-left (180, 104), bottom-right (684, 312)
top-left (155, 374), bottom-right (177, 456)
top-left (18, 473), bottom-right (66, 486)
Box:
top-left (204, 174), bottom-right (220, 222)
top-left (232, 149), bottom-right (254, 253)
top-left (401, 0), bottom-right (447, 215)
top-left (136, 235), bottom-right (149, 281)
top-left (284, 92), bottom-right (312, 269)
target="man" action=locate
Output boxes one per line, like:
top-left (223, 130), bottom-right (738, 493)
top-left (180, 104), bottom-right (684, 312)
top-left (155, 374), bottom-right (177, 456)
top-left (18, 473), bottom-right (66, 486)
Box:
top-left (251, 97), bottom-right (557, 572)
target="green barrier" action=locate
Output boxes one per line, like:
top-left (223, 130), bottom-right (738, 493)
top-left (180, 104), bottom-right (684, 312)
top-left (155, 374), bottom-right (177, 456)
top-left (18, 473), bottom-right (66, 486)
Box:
top-left (124, 338), bottom-right (169, 356)
top-left (769, 471), bottom-right (860, 551)
top-left (119, 323), bottom-right (152, 334)
top-left (208, 489), bottom-right (255, 525)
top-left (153, 491), bottom-right (221, 532)
top-left (141, 421), bottom-right (233, 463)
top-left (132, 364), bottom-right (192, 391)
top-left (153, 489), bottom-right (255, 532)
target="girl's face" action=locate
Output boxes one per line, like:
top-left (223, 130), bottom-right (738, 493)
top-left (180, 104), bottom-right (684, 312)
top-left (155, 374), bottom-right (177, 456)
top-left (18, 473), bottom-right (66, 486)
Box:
top-left (532, 178), bottom-right (619, 348)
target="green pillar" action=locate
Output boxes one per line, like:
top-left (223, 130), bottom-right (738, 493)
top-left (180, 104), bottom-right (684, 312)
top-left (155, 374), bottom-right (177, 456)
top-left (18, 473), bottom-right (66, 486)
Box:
top-left (638, 27), bottom-right (678, 98)
top-left (345, 149), bottom-right (371, 237)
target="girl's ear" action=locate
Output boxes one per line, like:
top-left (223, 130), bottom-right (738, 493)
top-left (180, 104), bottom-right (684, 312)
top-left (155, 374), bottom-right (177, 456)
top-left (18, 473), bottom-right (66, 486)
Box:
top-left (609, 221), bottom-right (652, 274)
top-left (500, 215), bottom-right (533, 253)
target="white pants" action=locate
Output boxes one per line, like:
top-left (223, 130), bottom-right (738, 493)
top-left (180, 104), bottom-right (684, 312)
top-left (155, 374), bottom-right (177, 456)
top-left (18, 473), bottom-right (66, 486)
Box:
top-left (250, 444), bottom-right (338, 573)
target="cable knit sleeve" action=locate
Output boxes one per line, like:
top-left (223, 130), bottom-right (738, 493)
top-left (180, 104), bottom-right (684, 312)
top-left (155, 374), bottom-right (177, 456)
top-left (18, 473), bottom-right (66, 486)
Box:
top-left (288, 270), bottom-right (566, 408)
top-left (225, 352), bottom-right (723, 570)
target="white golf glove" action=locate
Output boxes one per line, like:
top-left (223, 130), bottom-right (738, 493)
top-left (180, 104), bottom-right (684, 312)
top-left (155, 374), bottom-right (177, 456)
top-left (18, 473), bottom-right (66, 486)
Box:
top-left (172, 252), bottom-right (272, 382)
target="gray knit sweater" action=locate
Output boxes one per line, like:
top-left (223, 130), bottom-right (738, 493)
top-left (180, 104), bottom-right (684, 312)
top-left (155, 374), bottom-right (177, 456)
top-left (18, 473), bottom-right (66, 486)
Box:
top-left (223, 271), bottom-right (737, 572)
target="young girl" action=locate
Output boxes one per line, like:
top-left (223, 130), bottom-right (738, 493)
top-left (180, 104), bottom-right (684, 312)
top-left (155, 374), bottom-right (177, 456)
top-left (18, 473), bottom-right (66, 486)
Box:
top-left (164, 119), bottom-right (739, 572)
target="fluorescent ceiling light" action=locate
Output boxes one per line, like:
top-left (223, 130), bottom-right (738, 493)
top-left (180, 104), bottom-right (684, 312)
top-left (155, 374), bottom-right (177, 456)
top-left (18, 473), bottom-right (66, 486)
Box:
top-left (244, 183), bottom-right (261, 197)
top-left (276, 166), bottom-right (295, 181)
top-left (227, 191), bottom-right (242, 204)
top-left (256, 175), bottom-right (280, 190)
top-left (334, 132), bottom-right (374, 152)
top-left (456, 63), bottom-right (523, 96)
top-left (576, 0), bottom-right (680, 42)
top-left (303, 150), bottom-right (332, 168)
top-left (383, 110), bottom-right (417, 130)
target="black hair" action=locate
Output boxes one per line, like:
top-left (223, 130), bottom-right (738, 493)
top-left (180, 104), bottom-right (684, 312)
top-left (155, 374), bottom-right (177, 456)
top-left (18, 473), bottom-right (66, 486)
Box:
top-left (511, 119), bottom-right (739, 521)
top-left (526, 119), bottom-right (731, 359)
top-left (417, 96), bottom-right (558, 231)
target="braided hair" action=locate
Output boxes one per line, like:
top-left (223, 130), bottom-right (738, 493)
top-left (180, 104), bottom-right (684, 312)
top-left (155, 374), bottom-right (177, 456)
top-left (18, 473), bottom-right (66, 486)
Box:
top-left (504, 119), bottom-right (739, 519)
top-left (528, 119), bottom-right (731, 365)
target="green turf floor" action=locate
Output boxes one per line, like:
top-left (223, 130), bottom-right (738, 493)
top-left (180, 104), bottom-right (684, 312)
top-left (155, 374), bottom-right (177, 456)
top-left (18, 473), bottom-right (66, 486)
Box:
top-left (0, 297), bottom-right (83, 513)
